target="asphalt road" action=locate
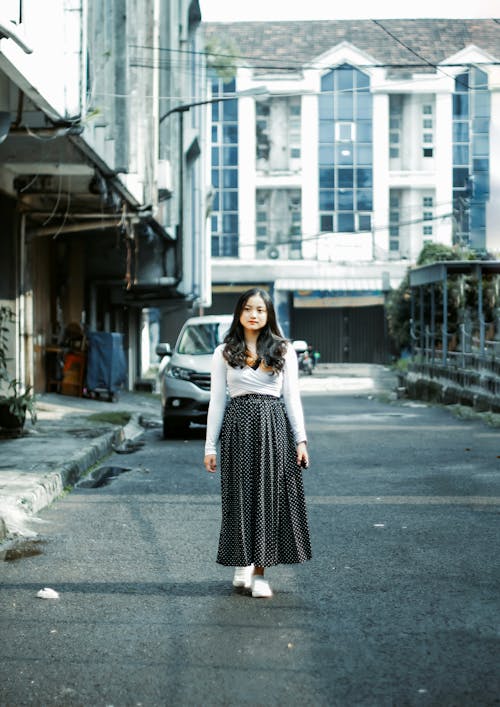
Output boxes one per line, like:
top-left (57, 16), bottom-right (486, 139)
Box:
top-left (1, 387), bottom-right (499, 706)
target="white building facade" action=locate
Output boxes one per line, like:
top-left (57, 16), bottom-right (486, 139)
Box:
top-left (204, 20), bottom-right (500, 362)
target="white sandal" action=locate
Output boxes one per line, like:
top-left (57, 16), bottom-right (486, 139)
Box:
top-left (232, 564), bottom-right (254, 589)
top-left (251, 576), bottom-right (273, 598)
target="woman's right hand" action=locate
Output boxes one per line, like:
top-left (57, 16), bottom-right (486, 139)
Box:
top-left (204, 454), bottom-right (217, 473)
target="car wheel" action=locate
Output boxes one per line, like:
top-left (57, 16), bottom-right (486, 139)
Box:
top-left (162, 416), bottom-right (189, 439)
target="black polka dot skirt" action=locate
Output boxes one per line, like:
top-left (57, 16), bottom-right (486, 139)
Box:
top-left (217, 394), bottom-right (312, 567)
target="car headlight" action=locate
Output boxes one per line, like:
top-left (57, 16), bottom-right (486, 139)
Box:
top-left (166, 366), bottom-right (193, 381)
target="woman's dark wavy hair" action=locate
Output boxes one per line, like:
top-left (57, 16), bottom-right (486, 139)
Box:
top-left (223, 288), bottom-right (287, 373)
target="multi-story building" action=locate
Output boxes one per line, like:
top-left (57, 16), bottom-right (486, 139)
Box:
top-left (0, 0), bottom-right (205, 393)
top-left (204, 20), bottom-right (500, 362)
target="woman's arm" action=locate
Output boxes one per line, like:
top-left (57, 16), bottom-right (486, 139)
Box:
top-left (204, 346), bottom-right (228, 459)
top-left (282, 344), bottom-right (307, 447)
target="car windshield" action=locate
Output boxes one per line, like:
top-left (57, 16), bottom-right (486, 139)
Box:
top-left (177, 322), bottom-right (230, 355)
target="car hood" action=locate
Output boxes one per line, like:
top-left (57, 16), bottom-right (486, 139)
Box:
top-left (170, 352), bottom-right (213, 372)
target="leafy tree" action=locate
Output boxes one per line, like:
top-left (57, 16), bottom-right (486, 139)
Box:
top-left (205, 37), bottom-right (238, 81)
top-left (387, 243), bottom-right (498, 355)
top-left (386, 244), bottom-right (466, 351)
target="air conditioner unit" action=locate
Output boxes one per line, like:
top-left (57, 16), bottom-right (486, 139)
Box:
top-left (267, 245), bottom-right (289, 260)
top-left (158, 159), bottom-right (172, 191)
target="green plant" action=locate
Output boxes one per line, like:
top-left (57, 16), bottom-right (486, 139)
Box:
top-left (205, 37), bottom-right (238, 81)
top-left (0, 305), bottom-right (37, 427)
top-left (385, 243), bottom-right (473, 352)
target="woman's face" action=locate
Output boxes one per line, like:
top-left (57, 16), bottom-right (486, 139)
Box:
top-left (239, 294), bottom-right (268, 335)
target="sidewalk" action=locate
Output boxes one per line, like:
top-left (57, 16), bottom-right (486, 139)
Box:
top-left (0, 390), bottom-right (161, 545)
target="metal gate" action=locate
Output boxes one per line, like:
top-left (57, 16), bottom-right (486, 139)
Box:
top-left (291, 305), bottom-right (389, 363)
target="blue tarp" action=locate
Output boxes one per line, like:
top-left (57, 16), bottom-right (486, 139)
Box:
top-left (86, 332), bottom-right (127, 393)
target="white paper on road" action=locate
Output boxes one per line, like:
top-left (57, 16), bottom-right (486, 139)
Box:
top-left (36, 587), bottom-right (60, 599)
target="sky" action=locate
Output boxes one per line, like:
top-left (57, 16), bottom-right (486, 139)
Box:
top-left (199, 0), bottom-right (498, 21)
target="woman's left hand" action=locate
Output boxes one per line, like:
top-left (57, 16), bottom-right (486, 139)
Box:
top-left (296, 441), bottom-right (309, 469)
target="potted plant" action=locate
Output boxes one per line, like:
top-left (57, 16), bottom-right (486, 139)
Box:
top-left (0, 305), bottom-right (37, 430)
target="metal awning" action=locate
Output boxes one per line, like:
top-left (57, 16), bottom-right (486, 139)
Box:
top-left (409, 260), bottom-right (500, 287)
top-left (275, 278), bottom-right (387, 292)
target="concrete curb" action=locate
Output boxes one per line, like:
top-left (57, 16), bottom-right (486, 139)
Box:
top-left (0, 413), bottom-right (144, 544)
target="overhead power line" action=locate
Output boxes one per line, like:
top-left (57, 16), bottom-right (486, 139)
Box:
top-left (129, 38), bottom-right (500, 73)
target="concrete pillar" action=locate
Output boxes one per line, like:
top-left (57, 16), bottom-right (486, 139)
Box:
top-left (238, 95), bottom-right (256, 260)
top-left (487, 85), bottom-right (500, 253)
top-left (372, 92), bottom-right (390, 257)
top-left (301, 92), bottom-right (318, 260)
top-left (435, 92), bottom-right (453, 245)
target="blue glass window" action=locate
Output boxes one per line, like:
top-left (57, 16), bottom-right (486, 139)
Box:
top-left (336, 144), bottom-right (354, 164)
top-left (337, 169), bottom-right (353, 187)
top-left (357, 145), bottom-right (372, 165)
top-left (356, 93), bottom-right (371, 118)
top-left (338, 213), bottom-right (354, 231)
top-left (358, 214), bottom-right (371, 231)
top-left (474, 92), bottom-right (490, 118)
top-left (320, 214), bottom-right (333, 231)
top-left (472, 134), bottom-right (488, 157)
top-left (319, 168), bottom-right (334, 188)
top-left (337, 190), bottom-right (354, 210)
top-left (222, 214), bottom-right (238, 233)
top-left (453, 122), bottom-right (468, 142)
top-left (357, 168), bottom-right (372, 187)
top-left (357, 120), bottom-right (372, 143)
top-left (453, 168), bottom-right (469, 189)
top-left (223, 125), bottom-right (238, 143)
top-left (337, 93), bottom-right (353, 120)
top-left (319, 120), bottom-right (335, 143)
top-left (318, 94), bottom-right (332, 117)
top-left (473, 173), bottom-right (489, 199)
top-left (223, 100), bottom-right (237, 121)
top-left (223, 191), bottom-right (238, 210)
top-left (357, 71), bottom-right (370, 90)
top-left (223, 169), bottom-right (238, 187)
top-left (470, 204), bottom-right (485, 228)
top-left (455, 73), bottom-right (468, 91)
top-left (453, 145), bottom-right (469, 165)
top-left (338, 65), bottom-right (354, 90)
top-left (210, 77), bottom-right (239, 257)
top-left (473, 118), bottom-right (489, 134)
top-left (319, 190), bottom-right (334, 210)
top-left (318, 64), bottom-right (372, 234)
top-left (473, 68), bottom-right (488, 89)
top-left (453, 94), bottom-right (469, 118)
top-left (223, 147), bottom-right (238, 165)
top-left (356, 190), bottom-right (372, 210)
top-left (321, 72), bottom-right (334, 91)
top-left (319, 144), bottom-right (334, 165)
top-left (473, 158), bottom-right (488, 172)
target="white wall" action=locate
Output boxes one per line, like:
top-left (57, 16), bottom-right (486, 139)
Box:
top-left (238, 95), bottom-right (257, 261)
top-left (487, 86), bottom-right (500, 254)
top-left (0, 0), bottom-right (83, 118)
top-left (372, 92), bottom-right (390, 258)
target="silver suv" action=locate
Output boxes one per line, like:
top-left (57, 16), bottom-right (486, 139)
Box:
top-left (156, 314), bottom-right (232, 438)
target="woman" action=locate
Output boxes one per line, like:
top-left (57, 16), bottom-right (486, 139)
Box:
top-left (204, 288), bottom-right (311, 598)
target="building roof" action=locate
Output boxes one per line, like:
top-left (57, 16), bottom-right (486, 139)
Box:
top-left (204, 19), bottom-right (500, 72)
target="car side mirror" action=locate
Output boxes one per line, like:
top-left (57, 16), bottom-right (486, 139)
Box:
top-left (156, 342), bottom-right (172, 359)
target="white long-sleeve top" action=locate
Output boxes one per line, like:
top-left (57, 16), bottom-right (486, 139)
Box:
top-left (204, 342), bottom-right (307, 455)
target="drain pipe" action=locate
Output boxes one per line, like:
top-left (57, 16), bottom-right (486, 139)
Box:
top-left (18, 213), bottom-right (26, 387)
